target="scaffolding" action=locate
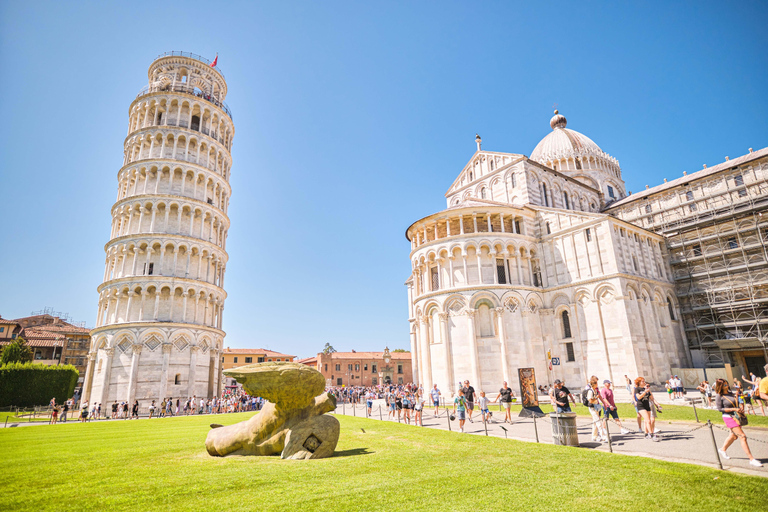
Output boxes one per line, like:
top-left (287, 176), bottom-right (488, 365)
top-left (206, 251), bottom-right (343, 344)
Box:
top-left (610, 157), bottom-right (768, 370)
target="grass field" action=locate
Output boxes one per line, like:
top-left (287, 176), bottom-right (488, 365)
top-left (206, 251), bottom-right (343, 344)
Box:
top-left (1, 412), bottom-right (767, 511)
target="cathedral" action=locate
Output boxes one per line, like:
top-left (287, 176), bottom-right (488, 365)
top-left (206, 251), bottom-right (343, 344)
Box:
top-left (405, 111), bottom-right (692, 395)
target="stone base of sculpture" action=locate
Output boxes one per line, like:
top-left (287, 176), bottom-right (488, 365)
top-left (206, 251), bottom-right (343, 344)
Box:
top-left (205, 362), bottom-right (340, 459)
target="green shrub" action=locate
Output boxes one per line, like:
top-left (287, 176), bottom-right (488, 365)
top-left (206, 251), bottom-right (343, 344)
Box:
top-left (0, 362), bottom-right (79, 407)
top-left (0, 338), bottom-right (33, 364)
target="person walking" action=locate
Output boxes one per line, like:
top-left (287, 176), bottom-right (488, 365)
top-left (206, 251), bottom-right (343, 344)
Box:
top-left (600, 380), bottom-right (629, 434)
top-left (478, 391), bottom-right (491, 423)
top-left (634, 377), bottom-right (659, 441)
top-left (493, 381), bottom-right (514, 423)
top-left (453, 389), bottom-right (468, 433)
top-left (462, 380), bottom-right (476, 423)
top-left (131, 400), bottom-right (139, 419)
top-left (430, 384), bottom-right (441, 416)
top-left (61, 400), bottom-right (69, 423)
top-left (402, 393), bottom-right (412, 424)
top-left (742, 373), bottom-right (766, 416)
top-left (50, 404), bottom-right (59, 425)
top-left (414, 391), bottom-right (425, 427)
top-left (586, 376), bottom-right (608, 442)
top-left (149, 400), bottom-right (156, 419)
top-left (80, 400), bottom-right (89, 423)
top-left (624, 375), bottom-right (632, 394)
top-left (714, 378), bottom-right (762, 467)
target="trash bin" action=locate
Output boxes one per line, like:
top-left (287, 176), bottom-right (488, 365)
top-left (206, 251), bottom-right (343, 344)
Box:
top-left (549, 412), bottom-right (579, 447)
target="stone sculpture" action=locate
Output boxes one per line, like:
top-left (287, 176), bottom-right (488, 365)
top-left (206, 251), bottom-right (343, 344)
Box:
top-left (205, 362), bottom-right (340, 460)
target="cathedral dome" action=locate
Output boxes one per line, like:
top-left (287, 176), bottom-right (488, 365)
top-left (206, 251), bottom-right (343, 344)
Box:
top-left (531, 110), bottom-right (618, 167)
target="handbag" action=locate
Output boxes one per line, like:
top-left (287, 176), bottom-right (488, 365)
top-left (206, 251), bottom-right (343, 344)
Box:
top-left (725, 395), bottom-right (747, 426)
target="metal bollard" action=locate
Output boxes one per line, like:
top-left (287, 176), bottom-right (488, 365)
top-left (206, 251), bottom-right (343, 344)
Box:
top-left (379, 405), bottom-right (383, 421)
top-left (707, 420), bottom-right (723, 470)
top-left (533, 414), bottom-right (539, 443)
top-left (446, 409), bottom-right (452, 431)
top-left (353, 403), bottom-right (356, 417)
top-left (605, 420), bottom-right (613, 453)
top-left (343, 401), bottom-right (345, 415)
top-left (692, 403), bottom-right (699, 423)
top-left (483, 414), bottom-right (488, 436)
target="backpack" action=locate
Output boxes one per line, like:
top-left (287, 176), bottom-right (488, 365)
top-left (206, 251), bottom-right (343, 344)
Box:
top-left (581, 386), bottom-right (591, 407)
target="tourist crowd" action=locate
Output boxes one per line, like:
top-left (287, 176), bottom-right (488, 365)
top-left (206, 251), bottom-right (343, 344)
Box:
top-left (43, 363), bottom-right (768, 468)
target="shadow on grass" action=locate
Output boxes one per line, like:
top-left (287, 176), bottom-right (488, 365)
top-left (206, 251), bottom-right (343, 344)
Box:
top-left (333, 447), bottom-right (373, 458)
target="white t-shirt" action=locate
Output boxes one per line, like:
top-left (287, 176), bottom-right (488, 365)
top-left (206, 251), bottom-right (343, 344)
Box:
top-left (430, 389), bottom-right (440, 401)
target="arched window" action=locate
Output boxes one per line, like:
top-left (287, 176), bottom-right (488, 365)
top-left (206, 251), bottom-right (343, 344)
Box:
top-left (667, 298), bottom-right (676, 320)
top-left (469, 172), bottom-right (474, 181)
top-left (174, 374), bottom-right (181, 385)
top-left (542, 184), bottom-right (549, 207)
top-left (562, 311), bottom-right (572, 339)
top-left (511, 174), bottom-right (517, 188)
top-left (490, 160), bottom-right (495, 171)
top-left (564, 192), bottom-right (570, 210)
top-left (480, 188), bottom-right (487, 199)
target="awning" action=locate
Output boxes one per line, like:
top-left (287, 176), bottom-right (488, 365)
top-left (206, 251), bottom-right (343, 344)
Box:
top-left (712, 338), bottom-right (765, 350)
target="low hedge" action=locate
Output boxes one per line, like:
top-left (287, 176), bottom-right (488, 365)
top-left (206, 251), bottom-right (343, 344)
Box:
top-left (0, 362), bottom-right (79, 407)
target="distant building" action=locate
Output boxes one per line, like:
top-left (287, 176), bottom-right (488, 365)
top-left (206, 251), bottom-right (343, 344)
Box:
top-left (0, 317), bottom-right (21, 342)
top-left (220, 348), bottom-right (295, 388)
top-left (606, 148), bottom-right (768, 377)
top-left (316, 348), bottom-right (413, 387)
top-left (297, 356), bottom-right (317, 368)
top-left (11, 313), bottom-right (92, 387)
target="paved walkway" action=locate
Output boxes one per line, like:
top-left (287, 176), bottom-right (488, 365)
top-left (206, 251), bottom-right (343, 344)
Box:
top-left (333, 400), bottom-right (768, 477)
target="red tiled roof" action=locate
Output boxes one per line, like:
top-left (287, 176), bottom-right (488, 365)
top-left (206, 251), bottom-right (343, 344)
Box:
top-left (22, 330), bottom-right (67, 341)
top-left (297, 356), bottom-right (317, 365)
top-left (0, 339), bottom-right (63, 348)
top-left (31, 324), bottom-right (91, 335)
top-left (0, 318), bottom-right (20, 325)
top-left (222, 348), bottom-right (296, 358)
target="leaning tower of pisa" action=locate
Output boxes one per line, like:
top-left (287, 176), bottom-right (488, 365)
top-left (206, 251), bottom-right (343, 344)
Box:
top-left (83, 52), bottom-right (234, 406)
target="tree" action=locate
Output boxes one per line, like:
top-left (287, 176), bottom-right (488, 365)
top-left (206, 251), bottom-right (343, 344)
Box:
top-left (392, 349), bottom-right (410, 353)
top-left (0, 337), bottom-right (33, 365)
top-left (322, 343), bottom-right (336, 355)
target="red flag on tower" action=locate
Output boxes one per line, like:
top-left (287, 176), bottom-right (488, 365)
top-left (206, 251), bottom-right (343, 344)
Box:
top-left (210, 54), bottom-right (218, 67)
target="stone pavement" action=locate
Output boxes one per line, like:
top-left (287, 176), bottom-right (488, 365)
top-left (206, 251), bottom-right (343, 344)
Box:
top-left (333, 400), bottom-right (768, 477)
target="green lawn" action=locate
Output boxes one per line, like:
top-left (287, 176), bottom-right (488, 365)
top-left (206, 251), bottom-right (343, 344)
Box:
top-left (428, 402), bottom-right (768, 427)
top-left (0, 412), bottom-right (766, 511)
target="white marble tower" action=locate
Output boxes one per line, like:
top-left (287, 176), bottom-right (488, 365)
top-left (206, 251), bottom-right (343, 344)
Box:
top-left (83, 52), bottom-right (234, 405)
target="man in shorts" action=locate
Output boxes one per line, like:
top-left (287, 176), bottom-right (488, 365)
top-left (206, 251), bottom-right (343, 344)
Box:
top-left (462, 380), bottom-right (476, 423)
top-left (430, 384), bottom-right (441, 416)
top-left (388, 390), bottom-right (397, 419)
top-left (600, 380), bottom-right (629, 434)
top-left (493, 381), bottom-right (514, 423)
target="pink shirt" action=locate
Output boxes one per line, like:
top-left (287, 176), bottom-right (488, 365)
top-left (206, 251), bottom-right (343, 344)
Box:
top-left (599, 387), bottom-right (616, 408)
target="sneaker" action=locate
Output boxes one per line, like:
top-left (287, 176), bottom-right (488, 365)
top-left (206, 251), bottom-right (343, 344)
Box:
top-left (652, 435), bottom-right (659, 442)
top-left (469, 418), bottom-right (473, 423)
top-left (654, 428), bottom-right (660, 433)
top-left (645, 434), bottom-right (652, 440)
top-left (749, 459), bottom-right (763, 467)
top-left (620, 428), bottom-right (630, 434)
top-left (718, 449), bottom-right (730, 460)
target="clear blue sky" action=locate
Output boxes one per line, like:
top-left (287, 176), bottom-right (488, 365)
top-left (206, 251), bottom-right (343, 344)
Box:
top-left (1, 2), bottom-right (766, 357)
